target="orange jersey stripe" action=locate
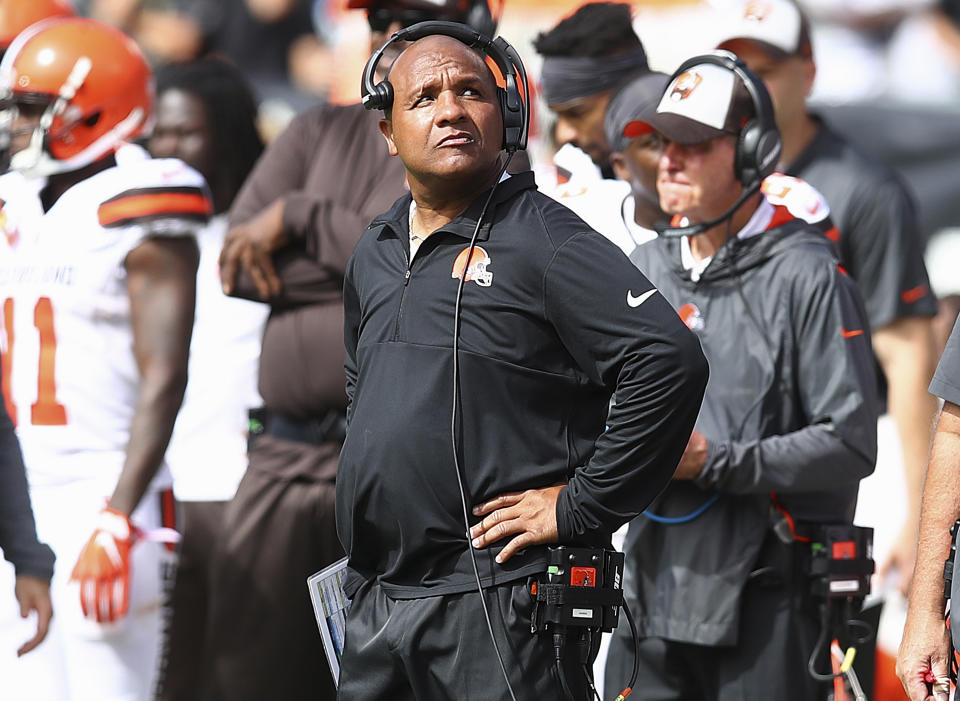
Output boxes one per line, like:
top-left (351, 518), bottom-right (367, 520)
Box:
top-left (98, 191), bottom-right (212, 227)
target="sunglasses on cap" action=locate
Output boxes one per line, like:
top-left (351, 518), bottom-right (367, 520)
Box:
top-left (366, 8), bottom-right (448, 33)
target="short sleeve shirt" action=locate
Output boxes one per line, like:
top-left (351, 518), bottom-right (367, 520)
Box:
top-left (787, 118), bottom-right (937, 330)
top-left (931, 317), bottom-right (960, 406)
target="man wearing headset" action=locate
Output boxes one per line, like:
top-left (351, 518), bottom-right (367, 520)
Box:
top-left (337, 28), bottom-right (708, 700)
top-left (213, 3), bottom-right (501, 700)
top-left (603, 54), bottom-right (879, 699)
top-left (716, 0), bottom-right (939, 596)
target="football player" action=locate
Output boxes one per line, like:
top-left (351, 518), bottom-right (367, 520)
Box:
top-left (0, 16), bottom-right (209, 700)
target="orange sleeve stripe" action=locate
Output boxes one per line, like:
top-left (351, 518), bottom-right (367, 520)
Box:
top-left (98, 192), bottom-right (212, 227)
top-left (901, 284), bottom-right (929, 304)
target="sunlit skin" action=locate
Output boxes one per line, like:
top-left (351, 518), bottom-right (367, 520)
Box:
top-left (658, 136), bottom-right (739, 226)
top-left (610, 129), bottom-right (664, 229)
top-left (549, 90), bottom-right (614, 168)
top-left (379, 35), bottom-right (504, 228)
top-left (657, 134), bottom-right (760, 260)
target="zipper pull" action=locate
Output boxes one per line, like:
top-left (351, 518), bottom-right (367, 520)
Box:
top-left (403, 269), bottom-right (411, 285)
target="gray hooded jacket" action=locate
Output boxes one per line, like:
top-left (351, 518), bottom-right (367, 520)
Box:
top-left (624, 206), bottom-right (878, 646)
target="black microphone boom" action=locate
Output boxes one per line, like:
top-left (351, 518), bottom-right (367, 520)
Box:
top-left (655, 179), bottom-right (762, 239)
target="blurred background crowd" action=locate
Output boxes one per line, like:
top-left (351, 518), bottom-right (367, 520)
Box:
top-left (81, 0), bottom-right (960, 315)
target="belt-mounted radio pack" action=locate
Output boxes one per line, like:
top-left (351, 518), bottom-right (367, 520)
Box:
top-left (805, 523), bottom-right (874, 601)
top-left (528, 546), bottom-right (629, 701)
top-left (530, 545), bottom-right (625, 635)
top-left (800, 523), bottom-right (875, 701)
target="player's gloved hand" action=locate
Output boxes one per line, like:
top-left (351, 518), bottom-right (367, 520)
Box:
top-left (70, 508), bottom-right (138, 623)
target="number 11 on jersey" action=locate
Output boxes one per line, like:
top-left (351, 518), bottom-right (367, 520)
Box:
top-left (2, 296), bottom-right (68, 426)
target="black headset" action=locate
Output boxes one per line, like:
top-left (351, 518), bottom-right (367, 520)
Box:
top-left (668, 50), bottom-right (782, 187)
top-left (361, 20), bottom-right (529, 152)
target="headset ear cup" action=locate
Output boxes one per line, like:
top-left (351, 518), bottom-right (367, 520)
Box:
top-left (371, 81), bottom-right (393, 112)
top-left (735, 119), bottom-right (759, 185)
top-left (755, 130), bottom-right (782, 181)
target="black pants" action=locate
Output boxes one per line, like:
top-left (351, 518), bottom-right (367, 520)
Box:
top-left (338, 578), bottom-right (599, 701)
top-left (605, 538), bottom-right (825, 701)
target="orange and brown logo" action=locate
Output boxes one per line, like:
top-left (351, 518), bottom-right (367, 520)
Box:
top-left (669, 72), bottom-right (702, 102)
top-left (744, 0), bottom-right (772, 22)
top-left (678, 303), bottom-right (704, 331)
top-left (452, 246), bottom-right (493, 287)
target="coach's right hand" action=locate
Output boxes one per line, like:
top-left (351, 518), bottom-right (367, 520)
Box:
top-left (470, 485), bottom-right (564, 564)
top-left (219, 198), bottom-right (288, 299)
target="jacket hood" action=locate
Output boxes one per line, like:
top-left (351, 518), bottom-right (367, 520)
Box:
top-left (664, 210), bottom-right (838, 284)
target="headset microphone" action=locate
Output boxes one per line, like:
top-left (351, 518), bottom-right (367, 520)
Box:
top-left (655, 178), bottom-right (762, 238)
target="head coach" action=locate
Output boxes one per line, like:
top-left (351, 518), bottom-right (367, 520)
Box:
top-left (335, 22), bottom-right (709, 700)
top-left (603, 52), bottom-right (879, 700)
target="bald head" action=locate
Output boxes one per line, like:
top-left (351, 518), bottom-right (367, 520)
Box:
top-left (378, 34), bottom-right (505, 198)
top-left (385, 35), bottom-right (497, 116)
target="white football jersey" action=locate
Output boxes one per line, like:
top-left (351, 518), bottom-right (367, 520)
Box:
top-left (536, 143), bottom-right (640, 256)
top-left (0, 144), bottom-right (211, 490)
top-left (164, 214), bottom-right (268, 502)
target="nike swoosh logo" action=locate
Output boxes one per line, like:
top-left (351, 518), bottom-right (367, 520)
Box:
top-left (841, 327), bottom-right (864, 339)
top-left (627, 289), bottom-right (656, 308)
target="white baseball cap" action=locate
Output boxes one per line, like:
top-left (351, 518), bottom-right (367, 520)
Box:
top-left (642, 58), bottom-right (754, 145)
top-left (715, 0), bottom-right (812, 60)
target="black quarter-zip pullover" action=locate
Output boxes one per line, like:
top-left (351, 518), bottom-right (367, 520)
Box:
top-left (337, 171), bottom-right (709, 598)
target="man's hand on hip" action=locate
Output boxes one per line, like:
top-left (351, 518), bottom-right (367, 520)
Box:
top-left (470, 485), bottom-right (564, 564)
top-left (219, 198), bottom-right (287, 298)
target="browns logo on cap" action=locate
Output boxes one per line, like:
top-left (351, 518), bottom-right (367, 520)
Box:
top-left (744, 0), bottom-right (772, 22)
top-left (670, 72), bottom-right (702, 102)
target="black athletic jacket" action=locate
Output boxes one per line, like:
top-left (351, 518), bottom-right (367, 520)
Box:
top-left (624, 203), bottom-right (878, 646)
top-left (337, 171), bottom-right (708, 598)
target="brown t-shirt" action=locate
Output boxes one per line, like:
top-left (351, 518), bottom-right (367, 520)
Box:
top-left (228, 102), bottom-right (408, 418)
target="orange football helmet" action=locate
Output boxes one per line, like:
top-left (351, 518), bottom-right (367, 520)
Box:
top-left (0, 0), bottom-right (74, 51)
top-left (0, 17), bottom-right (151, 177)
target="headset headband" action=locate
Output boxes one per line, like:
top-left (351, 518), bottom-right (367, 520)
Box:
top-left (360, 20), bottom-right (529, 152)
